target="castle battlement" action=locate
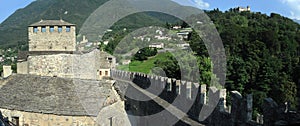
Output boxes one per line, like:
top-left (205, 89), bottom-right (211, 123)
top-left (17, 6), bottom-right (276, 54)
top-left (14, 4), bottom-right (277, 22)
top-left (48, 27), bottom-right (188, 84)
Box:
top-left (110, 69), bottom-right (259, 125)
top-left (28, 19), bottom-right (76, 52)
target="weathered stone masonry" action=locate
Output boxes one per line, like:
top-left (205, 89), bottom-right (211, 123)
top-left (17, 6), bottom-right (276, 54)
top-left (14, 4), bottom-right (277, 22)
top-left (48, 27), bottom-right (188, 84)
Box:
top-left (28, 20), bottom-right (76, 52)
top-left (111, 70), bottom-right (258, 126)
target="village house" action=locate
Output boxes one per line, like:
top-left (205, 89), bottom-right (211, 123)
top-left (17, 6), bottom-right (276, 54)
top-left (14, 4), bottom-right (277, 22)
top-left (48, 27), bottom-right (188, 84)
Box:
top-left (149, 43), bottom-right (164, 49)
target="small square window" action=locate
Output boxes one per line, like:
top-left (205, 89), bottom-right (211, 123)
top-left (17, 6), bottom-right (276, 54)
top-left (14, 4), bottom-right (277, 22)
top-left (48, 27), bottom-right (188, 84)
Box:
top-left (33, 27), bottom-right (38, 33)
top-left (66, 26), bottom-right (71, 32)
top-left (58, 26), bottom-right (62, 33)
top-left (41, 26), bottom-right (46, 32)
top-left (50, 26), bottom-right (54, 32)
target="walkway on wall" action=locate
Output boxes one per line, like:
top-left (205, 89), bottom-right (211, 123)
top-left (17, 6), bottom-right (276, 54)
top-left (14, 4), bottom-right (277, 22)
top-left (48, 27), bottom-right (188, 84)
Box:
top-left (114, 78), bottom-right (204, 126)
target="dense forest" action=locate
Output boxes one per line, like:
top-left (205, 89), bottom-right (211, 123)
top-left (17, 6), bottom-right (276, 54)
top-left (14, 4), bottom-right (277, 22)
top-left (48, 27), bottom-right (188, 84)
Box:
top-left (105, 9), bottom-right (300, 116)
top-left (181, 9), bottom-right (299, 115)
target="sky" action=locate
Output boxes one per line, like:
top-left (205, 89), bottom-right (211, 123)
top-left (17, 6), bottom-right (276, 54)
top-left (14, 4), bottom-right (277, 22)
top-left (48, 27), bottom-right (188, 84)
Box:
top-left (172, 0), bottom-right (300, 20)
top-left (0, 0), bottom-right (299, 24)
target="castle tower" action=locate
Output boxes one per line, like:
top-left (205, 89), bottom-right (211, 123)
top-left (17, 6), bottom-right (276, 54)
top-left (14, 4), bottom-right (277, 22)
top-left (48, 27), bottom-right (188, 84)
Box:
top-left (247, 6), bottom-right (250, 11)
top-left (28, 19), bottom-right (76, 52)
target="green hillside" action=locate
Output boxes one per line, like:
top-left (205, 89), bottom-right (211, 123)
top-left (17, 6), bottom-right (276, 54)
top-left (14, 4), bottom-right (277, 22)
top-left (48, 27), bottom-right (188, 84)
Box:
top-left (0, 0), bottom-right (199, 48)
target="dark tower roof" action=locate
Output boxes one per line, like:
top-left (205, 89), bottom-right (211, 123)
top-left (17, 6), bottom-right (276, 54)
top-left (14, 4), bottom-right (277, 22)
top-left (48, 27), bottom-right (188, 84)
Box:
top-left (29, 19), bottom-right (75, 27)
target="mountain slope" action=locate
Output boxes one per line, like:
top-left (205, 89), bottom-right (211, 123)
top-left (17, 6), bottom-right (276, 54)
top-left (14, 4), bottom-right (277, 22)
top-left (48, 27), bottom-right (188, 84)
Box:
top-left (0, 0), bottom-right (201, 48)
top-left (0, 0), bottom-right (109, 47)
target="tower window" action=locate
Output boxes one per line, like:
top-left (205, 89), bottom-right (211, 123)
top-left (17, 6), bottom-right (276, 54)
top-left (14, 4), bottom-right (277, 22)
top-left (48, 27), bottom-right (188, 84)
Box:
top-left (105, 71), bottom-right (108, 76)
top-left (58, 26), bottom-right (62, 33)
top-left (50, 26), bottom-right (54, 32)
top-left (41, 26), bottom-right (46, 32)
top-left (33, 27), bottom-right (38, 33)
top-left (66, 26), bottom-right (71, 32)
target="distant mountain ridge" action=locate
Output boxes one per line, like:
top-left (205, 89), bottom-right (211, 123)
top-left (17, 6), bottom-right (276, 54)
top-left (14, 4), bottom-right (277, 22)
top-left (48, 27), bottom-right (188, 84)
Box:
top-left (0, 0), bottom-right (200, 48)
top-left (293, 19), bottom-right (300, 24)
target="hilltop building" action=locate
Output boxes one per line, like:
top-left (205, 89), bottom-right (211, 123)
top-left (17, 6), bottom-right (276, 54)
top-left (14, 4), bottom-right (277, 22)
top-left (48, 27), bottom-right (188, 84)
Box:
top-left (235, 6), bottom-right (251, 12)
top-left (0, 20), bottom-right (129, 126)
top-left (149, 43), bottom-right (164, 49)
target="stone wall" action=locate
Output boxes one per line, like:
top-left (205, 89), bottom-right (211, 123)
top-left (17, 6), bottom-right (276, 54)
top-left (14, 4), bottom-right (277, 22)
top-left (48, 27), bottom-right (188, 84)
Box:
top-left (28, 54), bottom-right (74, 78)
top-left (28, 26), bottom-right (76, 52)
top-left (111, 69), bottom-right (259, 126)
top-left (99, 69), bottom-right (111, 79)
top-left (17, 61), bottom-right (28, 74)
top-left (1, 102), bottom-right (131, 126)
top-left (23, 50), bottom-right (113, 80)
top-left (0, 108), bottom-right (97, 126)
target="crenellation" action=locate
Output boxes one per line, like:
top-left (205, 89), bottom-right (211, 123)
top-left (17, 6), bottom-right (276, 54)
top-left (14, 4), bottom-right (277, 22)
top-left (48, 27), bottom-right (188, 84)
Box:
top-left (246, 94), bottom-right (253, 122)
top-left (200, 84), bottom-right (207, 105)
top-left (180, 81), bottom-right (186, 98)
top-left (28, 20), bottom-right (76, 52)
top-left (160, 77), bottom-right (167, 89)
top-left (110, 70), bottom-right (264, 125)
top-left (208, 87), bottom-right (219, 106)
top-left (191, 83), bottom-right (199, 100)
top-left (167, 78), bottom-right (172, 92)
top-left (219, 89), bottom-right (227, 109)
top-left (153, 76), bottom-right (160, 89)
top-left (186, 81), bottom-right (192, 100)
top-left (171, 79), bottom-right (177, 94)
top-left (175, 80), bottom-right (181, 95)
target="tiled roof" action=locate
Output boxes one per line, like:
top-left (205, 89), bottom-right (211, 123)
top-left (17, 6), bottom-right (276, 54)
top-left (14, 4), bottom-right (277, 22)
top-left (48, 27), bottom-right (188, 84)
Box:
top-left (29, 20), bottom-right (75, 27)
top-left (0, 74), bottom-right (117, 116)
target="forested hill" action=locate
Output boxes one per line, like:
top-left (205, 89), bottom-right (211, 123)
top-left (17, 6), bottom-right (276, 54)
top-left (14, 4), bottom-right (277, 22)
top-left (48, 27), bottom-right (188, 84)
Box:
top-left (103, 8), bottom-right (300, 113)
top-left (204, 10), bottom-right (300, 111)
top-left (0, 0), bottom-right (198, 48)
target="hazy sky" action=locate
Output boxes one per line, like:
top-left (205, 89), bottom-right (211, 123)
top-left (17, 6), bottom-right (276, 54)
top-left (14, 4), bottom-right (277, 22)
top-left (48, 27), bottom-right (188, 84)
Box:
top-left (0, 0), bottom-right (299, 23)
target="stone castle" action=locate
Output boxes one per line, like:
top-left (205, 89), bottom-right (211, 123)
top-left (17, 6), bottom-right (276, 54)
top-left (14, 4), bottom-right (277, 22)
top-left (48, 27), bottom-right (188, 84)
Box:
top-left (0, 20), bottom-right (130, 126)
top-left (17, 19), bottom-right (116, 80)
top-left (1, 19), bottom-right (299, 126)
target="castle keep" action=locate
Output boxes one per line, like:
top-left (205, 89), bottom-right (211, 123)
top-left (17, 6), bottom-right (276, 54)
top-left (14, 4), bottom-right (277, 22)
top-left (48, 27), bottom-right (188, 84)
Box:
top-left (17, 20), bottom-right (116, 80)
top-left (28, 20), bottom-right (76, 52)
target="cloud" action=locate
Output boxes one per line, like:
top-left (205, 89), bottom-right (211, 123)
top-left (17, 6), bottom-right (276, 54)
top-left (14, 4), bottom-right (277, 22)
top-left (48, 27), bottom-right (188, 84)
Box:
top-left (191, 0), bottom-right (210, 9)
top-left (172, 0), bottom-right (209, 9)
top-left (281, 0), bottom-right (300, 19)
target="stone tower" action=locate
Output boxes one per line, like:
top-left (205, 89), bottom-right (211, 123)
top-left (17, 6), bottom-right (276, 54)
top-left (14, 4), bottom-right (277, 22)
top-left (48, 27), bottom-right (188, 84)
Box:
top-left (28, 19), bottom-right (76, 52)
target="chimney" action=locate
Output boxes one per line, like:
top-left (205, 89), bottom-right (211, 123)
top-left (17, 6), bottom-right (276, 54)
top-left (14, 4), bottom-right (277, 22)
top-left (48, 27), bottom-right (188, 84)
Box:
top-left (3, 65), bottom-right (12, 78)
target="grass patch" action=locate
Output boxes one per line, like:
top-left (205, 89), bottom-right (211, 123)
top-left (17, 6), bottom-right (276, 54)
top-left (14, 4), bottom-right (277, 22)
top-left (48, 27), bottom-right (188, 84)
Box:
top-left (117, 52), bottom-right (170, 74)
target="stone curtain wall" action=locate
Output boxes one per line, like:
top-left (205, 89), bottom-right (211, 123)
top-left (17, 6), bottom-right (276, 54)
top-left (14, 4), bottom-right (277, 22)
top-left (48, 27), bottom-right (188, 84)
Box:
top-left (28, 26), bottom-right (76, 52)
top-left (111, 70), bottom-right (258, 126)
top-left (0, 108), bottom-right (97, 126)
top-left (28, 50), bottom-right (102, 80)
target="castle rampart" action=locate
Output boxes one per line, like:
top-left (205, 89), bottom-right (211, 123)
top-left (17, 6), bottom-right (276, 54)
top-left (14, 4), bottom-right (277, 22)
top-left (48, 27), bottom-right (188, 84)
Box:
top-left (111, 69), bottom-right (259, 125)
top-left (28, 20), bottom-right (76, 52)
